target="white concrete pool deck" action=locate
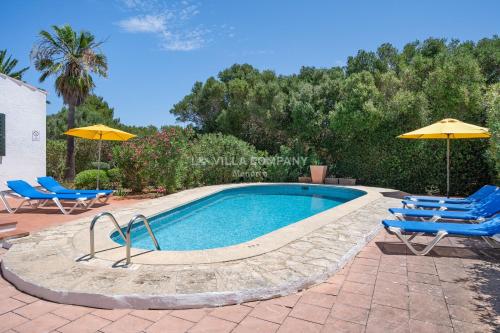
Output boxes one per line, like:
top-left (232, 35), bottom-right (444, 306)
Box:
top-left (1, 183), bottom-right (401, 309)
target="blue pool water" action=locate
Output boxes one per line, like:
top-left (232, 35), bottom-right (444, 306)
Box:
top-left (111, 185), bottom-right (365, 251)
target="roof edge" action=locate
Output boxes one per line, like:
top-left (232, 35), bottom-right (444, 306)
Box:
top-left (0, 73), bottom-right (48, 95)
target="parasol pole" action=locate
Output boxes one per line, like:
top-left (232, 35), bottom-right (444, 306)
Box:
top-left (446, 134), bottom-right (450, 198)
top-left (97, 132), bottom-right (102, 190)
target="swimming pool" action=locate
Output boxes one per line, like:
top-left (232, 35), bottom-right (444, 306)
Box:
top-left (111, 184), bottom-right (366, 251)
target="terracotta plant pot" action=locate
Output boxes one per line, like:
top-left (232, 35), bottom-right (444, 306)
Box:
top-left (298, 176), bottom-right (312, 183)
top-left (310, 165), bottom-right (328, 184)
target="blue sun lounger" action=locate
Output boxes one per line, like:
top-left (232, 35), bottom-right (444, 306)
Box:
top-left (403, 188), bottom-right (498, 210)
top-left (404, 185), bottom-right (497, 204)
top-left (390, 191), bottom-right (500, 222)
top-left (402, 200), bottom-right (474, 211)
top-left (0, 180), bottom-right (98, 215)
top-left (37, 176), bottom-right (112, 203)
top-left (382, 217), bottom-right (500, 255)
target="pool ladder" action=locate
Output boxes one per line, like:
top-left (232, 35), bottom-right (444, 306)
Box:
top-left (89, 212), bottom-right (160, 265)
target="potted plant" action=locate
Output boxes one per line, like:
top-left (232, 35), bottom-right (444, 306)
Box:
top-left (309, 156), bottom-right (328, 184)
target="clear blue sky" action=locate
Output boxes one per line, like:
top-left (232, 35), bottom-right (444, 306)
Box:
top-left (2, 0), bottom-right (499, 127)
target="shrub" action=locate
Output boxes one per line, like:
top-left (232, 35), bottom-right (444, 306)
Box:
top-left (46, 140), bottom-right (66, 180)
top-left (186, 133), bottom-right (266, 185)
top-left (91, 161), bottom-right (110, 170)
top-left (113, 127), bottom-right (193, 192)
top-left (107, 168), bottom-right (122, 184)
top-left (75, 169), bottom-right (110, 189)
top-left (265, 145), bottom-right (309, 182)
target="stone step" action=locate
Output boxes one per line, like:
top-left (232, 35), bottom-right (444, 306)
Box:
top-left (0, 229), bottom-right (29, 241)
top-left (0, 220), bottom-right (17, 233)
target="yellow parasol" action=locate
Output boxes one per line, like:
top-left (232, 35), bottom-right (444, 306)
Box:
top-left (398, 118), bottom-right (490, 197)
top-left (64, 124), bottom-right (136, 189)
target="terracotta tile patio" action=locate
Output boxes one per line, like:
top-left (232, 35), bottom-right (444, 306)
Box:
top-left (0, 197), bottom-right (144, 239)
top-left (0, 229), bottom-right (498, 332)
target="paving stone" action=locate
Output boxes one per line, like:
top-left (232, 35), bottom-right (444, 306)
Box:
top-left (0, 297), bottom-right (25, 315)
top-left (409, 292), bottom-right (451, 326)
top-left (341, 280), bottom-right (374, 296)
top-left (233, 316), bottom-right (280, 333)
top-left (51, 304), bottom-right (93, 321)
top-left (11, 292), bottom-right (39, 304)
top-left (210, 304), bottom-right (252, 323)
top-left (92, 309), bottom-right (131, 321)
top-left (366, 304), bottom-right (410, 333)
top-left (267, 293), bottom-right (301, 308)
top-left (289, 303), bottom-right (330, 324)
top-left (409, 319), bottom-right (453, 333)
top-left (408, 271), bottom-right (441, 286)
top-left (447, 304), bottom-right (495, 325)
top-left (349, 263), bottom-right (379, 275)
top-left (372, 289), bottom-right (409, 309)
top-left (408, 281), bottom-right (443, 297)
top-left (377, 271), bottom-right (408, 284)
top-left (378, 263), bottom-right (407, 275)
top-left (249, 302), bottom-right (291, 324)
top-left (0, 312), bottom-right (29, 332)
top-left (336, 290), bottom-right (372, 309)
top-left (353, 258), bottom-right (380, 267)
top-left (0, 286), bottom-right (21, 299)
top-left (309, 282), bottom-right (341, 295)
top-left (330, 303), bottom-right (369, 325)
top-left (299, 291), bottom-right (336, 308)
top-left (13, 300), bottom-right (62, 319)
top-left (451, 319), bottom-right (495, 333)
top-left (13, 313), bottom-right (69, 333)
top-left (100, 314), bottom-right (153, 333)
top-left (130, 309), bottom-right (170, 322)
top-left (146, 315), bottom-right (194, 333)
top-left (407, 263), bottom-right (437, 275)
top-left (170, 308), bottom-right (210, 322)
top-left (277, 317), bottom-right (322, 333)
top-left (346, 272), bottom-right (377, 285)
top-left (321, 319), bottom-right (365, 333)
top-left (188, 315), bottom-right (236, 333)
top-left (58, 314), bottom-right (111, 333)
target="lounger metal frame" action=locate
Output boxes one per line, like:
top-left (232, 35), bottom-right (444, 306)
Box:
top-left (0, 189), bottom-right (96, 215)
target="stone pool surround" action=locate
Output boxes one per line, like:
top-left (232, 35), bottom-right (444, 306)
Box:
top-left (1, 183), bottom-right (400, 309)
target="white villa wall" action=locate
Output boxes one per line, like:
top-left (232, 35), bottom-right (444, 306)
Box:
top-left (0, 74), bottom-right (47, 191)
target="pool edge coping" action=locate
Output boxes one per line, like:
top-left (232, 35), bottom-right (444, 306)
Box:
top-left (1, 223), bottom-right (383, 310)
top-left (74, 183), bottom-right (383, 265)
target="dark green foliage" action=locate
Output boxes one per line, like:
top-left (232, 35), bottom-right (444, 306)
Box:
top-left (185, 133), bottom-right (266, 186)
top-left (74, 169), bottom-right (110, 189)
top-left (106, 168), bottom-right (122, 184)
top-left (47, 95), bottom-right (158, 140)
top-left (46, 140), bottom-right (66, 179)
top-left (171, 37), bottom-right (500, 195)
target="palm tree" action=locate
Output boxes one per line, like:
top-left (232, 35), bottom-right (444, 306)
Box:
top-left (31, 25), bottom-right (108, 180)
top-left (0, 49), bottom-right (29, 79)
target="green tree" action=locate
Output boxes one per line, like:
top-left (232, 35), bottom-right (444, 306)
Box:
top-left (171, 37), bottom-right (499, 194)
top-left (0, 49), bottom-right (29, 79)
top-left (32, 25), bottom-right (108, 180)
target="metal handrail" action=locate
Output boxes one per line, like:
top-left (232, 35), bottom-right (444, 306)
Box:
top-left (125, 214), bottom-right (160, 265)
top-left (89, 212), bottom-right (126, 258)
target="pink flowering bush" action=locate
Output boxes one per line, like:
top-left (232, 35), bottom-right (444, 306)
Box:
top-left (112, 128), bottom-right (266, 193)
top-left (112, 126), bottom-right (193, 192)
